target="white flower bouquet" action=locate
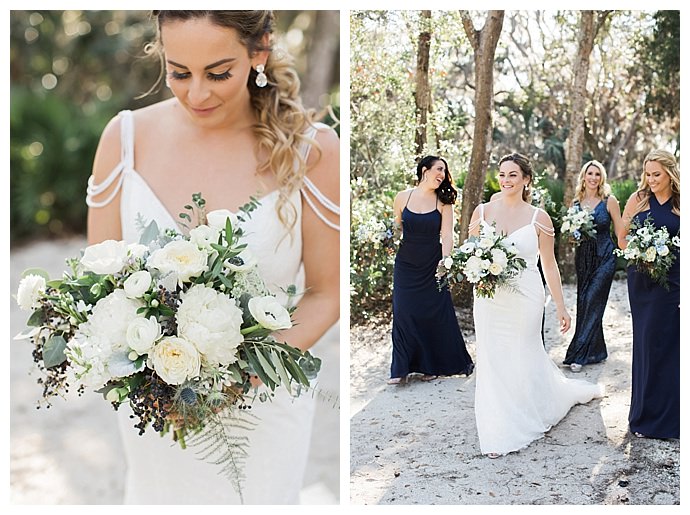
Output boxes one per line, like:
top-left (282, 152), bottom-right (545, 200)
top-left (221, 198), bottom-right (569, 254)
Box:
top-left (614, 215), bottom-right (680, 289)
top-left (560, 205), bottom-right (596, 246)
top-left (15, 194), bottom-right (320, 498)
top-left (353, 215), bottom-right (397, 251)
top-left (436, 223), bottom-right (527, 298)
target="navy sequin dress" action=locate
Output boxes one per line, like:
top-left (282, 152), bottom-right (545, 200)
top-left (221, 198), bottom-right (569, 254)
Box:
top-left (563, 199), bottom-right (615, 366)
top-left (390, 199), bottom-right (474, 379)
top-left (627, 195), bottom-right (680, 439)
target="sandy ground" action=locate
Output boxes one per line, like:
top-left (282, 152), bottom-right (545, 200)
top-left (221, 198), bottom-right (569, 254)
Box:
top-left (350, 279), bottom-right (680, 505)
top-left (9, 237), bottom-right (339, 505)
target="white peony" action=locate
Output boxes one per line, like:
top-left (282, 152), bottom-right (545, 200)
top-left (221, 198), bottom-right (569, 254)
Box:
top-left (16, 274), bottom-right (46, 311)
top-left (176, 284), bottom-right (244, 366)
top-left (189, 224), bottom-right (221, 251)
top-left (149, 336), bottom-right (201, 385)
top-left (80, 240), bottom-right (128, 275)
top-left (206, 209), bottom-right (239, 231)
top-left (123, 270), bottom-right (152, 299)
top-left (248, 296), bottom-right (292, 330)
top-left (78, 289), bottom-right (143, 354)
top-left (224, 247), bottom-right (257, 272)
top-left (147, 240), bottom-right (208, 283)
top-left (126, 316), bottom-right (161, 355)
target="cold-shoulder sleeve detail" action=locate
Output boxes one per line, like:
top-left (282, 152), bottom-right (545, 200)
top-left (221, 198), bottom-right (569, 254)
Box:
top-left (86, 110), bottom-right (133, 208)
top-left (299, 122), bottom-right (339, 231)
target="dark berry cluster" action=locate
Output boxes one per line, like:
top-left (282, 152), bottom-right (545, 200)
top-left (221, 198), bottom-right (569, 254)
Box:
top-left (127, 372), bottom-right (176, 435)
top-left (157, 286), bottom-right (180, 336)
top-left (32, 338), bottom-right (69, 405)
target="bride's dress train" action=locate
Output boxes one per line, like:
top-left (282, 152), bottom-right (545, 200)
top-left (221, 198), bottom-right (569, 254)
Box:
top-left (473, 205), bottom-right (604, 456)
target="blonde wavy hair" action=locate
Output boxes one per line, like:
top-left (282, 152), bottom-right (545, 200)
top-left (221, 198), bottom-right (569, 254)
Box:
top-left (574, 160), bottom-right (611, 203)
top-left (145, 10), bottom-right (320, 232)
top-left (632, 149), bottom-right (680, 216)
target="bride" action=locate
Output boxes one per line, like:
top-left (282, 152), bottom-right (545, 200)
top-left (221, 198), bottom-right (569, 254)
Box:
top-left (468, 152), bottom-right (603, 458)
top-left (86, 11), bottom-right (339, 503)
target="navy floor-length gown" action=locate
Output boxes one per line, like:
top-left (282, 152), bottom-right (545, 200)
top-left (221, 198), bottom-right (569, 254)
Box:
top-left (390, 204), bottom-right (474, 379)
top-left (627, 195), bottom-right (680, 439)
top-left (564, 199), bottom-right (615, 366)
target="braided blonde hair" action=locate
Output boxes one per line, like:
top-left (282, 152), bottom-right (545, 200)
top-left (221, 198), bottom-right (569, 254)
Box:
top-left (146, 10), bottom-right (320, 232)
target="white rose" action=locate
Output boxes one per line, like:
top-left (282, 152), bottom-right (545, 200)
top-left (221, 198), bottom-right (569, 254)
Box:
top-left (248, 296), bottom-right (292, 330)
top-left (443, 256), bottom-right (454, 270)
top-left (176, 284), bottom-right (244, 366)
top-left (127, 243), bottom-right (149, 260)
top-left (149, 336), bottom-right (201, 385)
top-left (644, 247), bottom-right (657, 262)
top-left (123, 270), bottom-right (152, 298)
top-left (126, 316), bottom-right (161, 355)
top-left (189, 224), bottom-right (221, 251)
top-left (80, 240), bottom-right (128, 275)
top-left (488, 262), bottom-right (503, 275)
top-left (147, 240), bottom-right (208, 283)
top-left (206, 209), bottom-right (239, 231)
top-left (16, 274), bottom-right (46, 311)
top-left (224, 248), bottom-right (257, 272)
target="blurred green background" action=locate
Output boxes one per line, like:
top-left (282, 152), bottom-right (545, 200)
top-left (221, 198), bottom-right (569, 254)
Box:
top-left (10, 10), bottom-right (340, 246)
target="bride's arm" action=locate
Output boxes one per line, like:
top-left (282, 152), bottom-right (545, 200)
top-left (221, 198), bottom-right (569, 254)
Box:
top-left (276, 127), bottom-right (340, 352)
top-left (535, 209), bottom-right (571, 334)
top-left (87, 115), bottom-right (123, 244)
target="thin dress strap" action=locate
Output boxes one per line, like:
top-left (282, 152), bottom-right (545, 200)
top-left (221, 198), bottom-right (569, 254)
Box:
top-left (468, 203), bottom-right (484, 232)
top-left (299, 123), bottom-right (340, 231)
top-left (532, 207), bottom-right (555, 237)
top-left (405, 189), bottom-right (414, 207)
top-left (86, 110), bottom-right (133, 208)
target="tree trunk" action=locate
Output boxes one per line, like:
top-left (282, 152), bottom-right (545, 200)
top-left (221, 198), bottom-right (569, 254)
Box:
top-left (559, 10), bottom-right (609, 283)
top-left (414, 10), bottom-right (432, 159)
top-left (458, 10), bottom-right (505, 244)
top-left (453, 11), bottom-right (504, 307)
top-left (607, 110), bottom-right (641, 179)
top-left (301, 10), bottom-right (339, 110)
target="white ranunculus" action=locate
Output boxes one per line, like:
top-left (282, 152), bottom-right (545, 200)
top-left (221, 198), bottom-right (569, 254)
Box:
top-left (123, 270), bottom-right (152, 298)
top-left (248, 296), bottom-right (292, 330)
top-left (644, 247), bottom-right (657, 262)
top-left (149, 336), bottom-right (201, 385)
top-left (147, 240), bottom-right (208, 283)
top-left (488, 262), bottom-right (504, 275)
top-left (126, 316), bottom-right (161, 355)
top-left (127, 243), bottom-right (149, 260)
top-left (16, 274), bottom-right (47, 311)
top-left (224, 248), bottom-right (257, 272)
top-left (443, 256), bottom-right (454, 270)
top-left (78, 289), bottom-right (143, 354)
top-left (80, 240), bottom-right (128, 275)
top-left (189, 224), bottom-right (221, 251)
top-left (206, 209), bottom-right (239, 231)
top-left (176, 284), bottom-right (244, 366)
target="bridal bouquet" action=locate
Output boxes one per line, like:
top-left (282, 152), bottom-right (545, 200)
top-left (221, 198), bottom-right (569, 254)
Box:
top-left (15, 194), bottom-right (320, 498)
top-left (560, 205), bottom-right (596, 246)
top-left (436, 223), bottom-right (527, 298)
top-left (614, 215), bottom-right (680, 289)
top-left (353, 215), bottom-right (398, 251)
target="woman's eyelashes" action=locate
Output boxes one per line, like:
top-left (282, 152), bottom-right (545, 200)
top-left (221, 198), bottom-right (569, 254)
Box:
top-left (168, 69), bottom-right (232, 81)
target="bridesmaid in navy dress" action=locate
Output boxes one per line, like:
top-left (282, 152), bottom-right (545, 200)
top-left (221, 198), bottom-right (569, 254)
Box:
top-left (563, 160), bottom-right (623, 372)
top-left (389, 156), bottom-right (474, 384)
top-left (619, 149), bottom-right (680, 439)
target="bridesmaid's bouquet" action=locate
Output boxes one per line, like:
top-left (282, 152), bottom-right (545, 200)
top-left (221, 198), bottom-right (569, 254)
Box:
top-left (14, 194), bottom-right (320, 499)
top-left (436, 223), bottom-right (527, 298)
top-left (614, 215), bottom-right (680, 289)
top-left (560, 205), bottom-right (596, 246)
top-left (353, 215), bottom-right (398, 251)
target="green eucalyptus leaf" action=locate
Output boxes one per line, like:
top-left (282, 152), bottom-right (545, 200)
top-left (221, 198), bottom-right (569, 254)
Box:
top-left (139, 220), bottom-right (160, 245)
top-left (26, 309), bottom-right (47, 327)
top-left (42, 334), bottom-right (67, 368)
top-left (21, 268), bottom-right (50, 281)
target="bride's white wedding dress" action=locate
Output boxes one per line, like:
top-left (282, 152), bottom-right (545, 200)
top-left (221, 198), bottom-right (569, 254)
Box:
top-left (86, 110), bottom-right (339, 504)
top-left (473, 204), bottom-right (604, 456)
